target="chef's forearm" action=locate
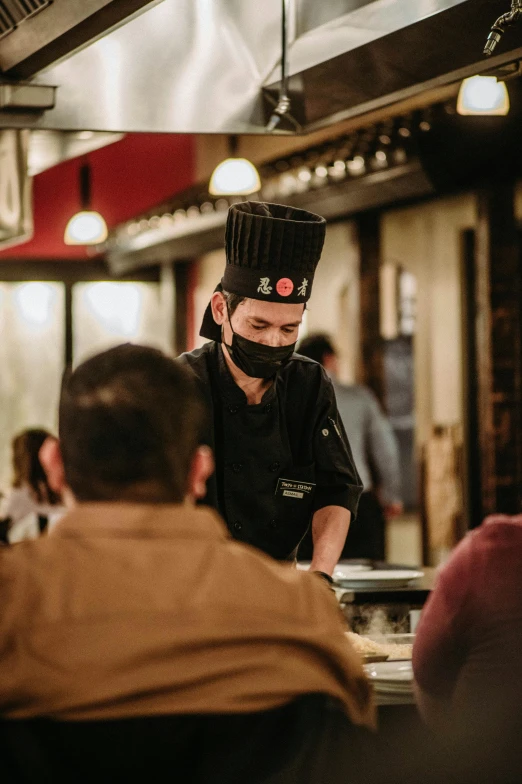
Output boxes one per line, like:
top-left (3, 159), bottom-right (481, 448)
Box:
top-left (309, 505), bottom-right (351, 576)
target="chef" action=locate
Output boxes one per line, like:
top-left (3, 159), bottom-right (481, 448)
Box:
top-left (181, 201), bottom-right (363, 579)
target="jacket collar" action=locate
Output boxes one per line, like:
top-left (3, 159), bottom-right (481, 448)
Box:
top-left (215, 342), bottom-right (277, 407)
top-left (51, 502), bottom-right (229, 541)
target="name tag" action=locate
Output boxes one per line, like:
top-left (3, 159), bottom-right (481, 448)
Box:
top-left (276, 478), bottom-right (316, 500)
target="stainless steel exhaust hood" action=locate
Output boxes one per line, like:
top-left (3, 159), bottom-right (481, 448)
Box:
top-left (0, 0), bottom-right (161, 78)
top-left (0, 0), bottom-right (520, 135)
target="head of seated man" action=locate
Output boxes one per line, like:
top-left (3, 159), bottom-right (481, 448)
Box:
top-left (0, 342), bottom-right (375, 744)
top-left (41, 343), bottom-right (213, 508)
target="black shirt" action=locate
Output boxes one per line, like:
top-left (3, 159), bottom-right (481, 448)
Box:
top-left (181, 342), bottom-right (362, 560)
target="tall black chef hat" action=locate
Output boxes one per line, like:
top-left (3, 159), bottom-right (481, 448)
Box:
top-left (200, 201), bottom-right (326, 341)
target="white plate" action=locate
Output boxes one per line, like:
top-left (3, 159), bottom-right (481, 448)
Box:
top-left (364, 660), bottom-right (413, 683)
top-left (332, 564), bottom-right (373, 578)
top-left (296, 562), bottom-right (372, 574)
top-left (334, 569), bottom-right (424, 588)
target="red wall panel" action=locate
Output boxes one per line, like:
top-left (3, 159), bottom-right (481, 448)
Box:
top-left (0, 133), bottom-right (195, 260)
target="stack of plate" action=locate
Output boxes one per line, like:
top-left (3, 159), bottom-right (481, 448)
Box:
top-left (363, 660), bottom-right (415, 705)
top-left (296, 562), bottom-right (372, 575)
top-left (333, 566), bottom-right (424, 589)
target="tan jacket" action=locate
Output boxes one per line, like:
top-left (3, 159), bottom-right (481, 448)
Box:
top-left (0, 503), bottom-right (375, 728)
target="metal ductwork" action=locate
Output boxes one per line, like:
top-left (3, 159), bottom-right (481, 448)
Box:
top-left (0, 0), bottom-right (160, 79)
top-left (106, 88), bottom-right (522, 275)
top-left (27, 130), bottom-right (123, 175)
top-left (1, 0), bottom-right (522, 257)
top-left (0, 0), bottom-right (521, 134)
top-left (0, 1), bottom-right (51, 42)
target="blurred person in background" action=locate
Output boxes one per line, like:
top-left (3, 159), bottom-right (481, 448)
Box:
top-left (0, 428), bottom-right (64, 544)
top-left (297, 334), bottom-right (403, 562)
top-left (0, 343), bottom-right (375, 783)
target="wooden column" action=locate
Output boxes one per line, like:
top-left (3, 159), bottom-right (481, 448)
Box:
top-left (474, 185), bottom-right (522, 517)
top-left (174, 261), bottom-right (190, 355)
top-left (64, 280), bottom-right (73, 369)
top-left (159, 262), bottom-right (176, 355)
top-left (358, 211), bottom-right (385, 406)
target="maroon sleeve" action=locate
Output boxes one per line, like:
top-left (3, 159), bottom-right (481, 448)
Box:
top-left (412, 535), bottom-right (474, 698)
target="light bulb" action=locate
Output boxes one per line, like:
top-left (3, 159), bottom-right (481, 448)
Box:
top-left (457, 76), bottom-right (509, 116)
top-left (64, 211), bottom-right (108, 245)
top-left (346, 155), bottom-right (365, 174)
top-left (209, 158), bottom-right (261, 196)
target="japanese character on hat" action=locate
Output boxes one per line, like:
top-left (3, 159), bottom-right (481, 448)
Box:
top-left (200, 201), bottom-right (326, 341)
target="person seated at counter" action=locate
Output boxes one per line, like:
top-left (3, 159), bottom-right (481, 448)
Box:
top-left (0, 343), bottom-right (375, 782)
top-left (412, 512), bottom-right (522, 769)
top-left (0, 428), bottom-right (65, 544)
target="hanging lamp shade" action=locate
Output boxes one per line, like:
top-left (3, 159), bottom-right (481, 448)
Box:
top-left (457, 75), bottom-right (510, 116)
top-left (64, 161), bottom-right (108, 245)
top-left (209, 136), bottom-right (261, 196)
top-left (64, 211), bottom-right (108, 245)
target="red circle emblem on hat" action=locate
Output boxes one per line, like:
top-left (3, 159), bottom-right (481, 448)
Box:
top-left (276, 278), bottom-right (294, 297)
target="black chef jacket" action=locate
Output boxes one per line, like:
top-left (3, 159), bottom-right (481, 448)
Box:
top-left (180, 341), bottom-right (363, 560)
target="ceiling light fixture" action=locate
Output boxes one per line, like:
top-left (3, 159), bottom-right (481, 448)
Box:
top-left (64, 159), bottom-right (108, 245)
top-left (209, 135), bottom-right (261, 196)
top-left (297, 167), bottom-right (312, 182)
top-left (329, 160), bottom-right (346, 179)
top-left (346, 155), bottom-right (366, 175)
top-left (457, 75), bottom-right (510, 115)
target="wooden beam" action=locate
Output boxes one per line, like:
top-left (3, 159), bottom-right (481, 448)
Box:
top-left (358, 211), bottom-right (385, 406)
top-left (0, 259), bottom-right (160, 283)
top-left (64, 280), bottom-right (73, 368)
top-left (475, 185), bottom-right (522, 516)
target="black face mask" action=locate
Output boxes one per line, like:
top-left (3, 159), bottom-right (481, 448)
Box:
top-left (223, 307), bottom-right (296, 378)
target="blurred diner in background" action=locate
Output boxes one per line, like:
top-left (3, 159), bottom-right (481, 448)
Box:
top-left (0, 428), bottom-right (64, 544)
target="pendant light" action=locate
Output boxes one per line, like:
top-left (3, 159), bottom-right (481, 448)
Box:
top-left (457, 75), bottom-right (510, 116)
top-left (208, 135), bottom-right (261, 196)
top-left (64, 159), bottom-right (108, 245)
